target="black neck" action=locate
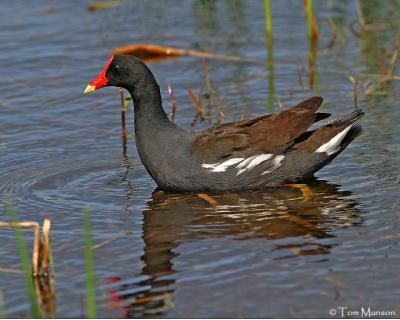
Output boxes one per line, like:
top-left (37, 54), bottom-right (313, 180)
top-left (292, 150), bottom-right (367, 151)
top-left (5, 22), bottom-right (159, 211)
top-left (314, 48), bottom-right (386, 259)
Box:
top-left (126, 81), bottom-right (172, 129)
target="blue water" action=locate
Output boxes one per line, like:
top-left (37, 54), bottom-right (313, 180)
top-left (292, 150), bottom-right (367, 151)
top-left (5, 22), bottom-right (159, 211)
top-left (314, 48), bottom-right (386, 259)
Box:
top-left (0, 0), bottom-right (399, 318)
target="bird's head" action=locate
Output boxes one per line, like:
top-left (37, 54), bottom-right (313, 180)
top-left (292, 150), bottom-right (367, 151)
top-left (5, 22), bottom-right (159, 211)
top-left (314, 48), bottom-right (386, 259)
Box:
top-left (84, 55), bottom-right (151, 94)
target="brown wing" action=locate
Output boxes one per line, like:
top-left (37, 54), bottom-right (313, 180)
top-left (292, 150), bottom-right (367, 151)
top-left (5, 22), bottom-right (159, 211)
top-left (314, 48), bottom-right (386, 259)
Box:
top-left (191, 96), bottom-right (327, 163)
top-left (293, 109), bottom-right (364, 152)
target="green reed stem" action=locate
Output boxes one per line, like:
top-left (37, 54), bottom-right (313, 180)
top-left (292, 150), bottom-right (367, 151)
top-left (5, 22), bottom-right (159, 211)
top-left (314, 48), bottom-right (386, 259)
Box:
top-left (6, 198), bottom-right (40, 318)
top-left (0, 290), bottom-right (6, 318)
top-left (83, 209), bottom-right (96, 319)
top-left (305, 0), bottom-right (313, 41)
top-left (264, 0), bottom-right (275, 111)
top-left (305, 0), bottom-right (319, 90)
top-left (264, 0), bottom-right (272, 38)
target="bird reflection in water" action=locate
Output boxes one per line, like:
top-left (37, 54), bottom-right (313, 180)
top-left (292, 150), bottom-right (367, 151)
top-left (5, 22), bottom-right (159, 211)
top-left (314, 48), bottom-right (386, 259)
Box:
top-left (106, 179), bottom-right (362, 318)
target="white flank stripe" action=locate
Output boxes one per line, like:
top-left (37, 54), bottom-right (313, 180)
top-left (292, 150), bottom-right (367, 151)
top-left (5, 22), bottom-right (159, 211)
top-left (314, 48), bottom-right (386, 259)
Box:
top-left (247, 154), bottom-right (273, 169)
top-left (274, 155), bottom-right (285, 165)
top-left (202, 163), bottom-right (218, 169)
top-left (236, 154), bottom-right (273, 175)
top-left (261, 155), bottom-right (285, 175)
top-left (316, 125), bottom-right (353, 155)
top-left (202, 157), bottom-right (244, 172)
top-left (236, 156), bottom-right (257, 169)
top-left (203, 154), bottom-right (276, 175)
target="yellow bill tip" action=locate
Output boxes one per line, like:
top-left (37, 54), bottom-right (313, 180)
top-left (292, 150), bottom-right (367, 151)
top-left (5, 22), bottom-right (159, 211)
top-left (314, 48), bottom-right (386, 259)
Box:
top-left (84, 85), bottom-right (96, 94)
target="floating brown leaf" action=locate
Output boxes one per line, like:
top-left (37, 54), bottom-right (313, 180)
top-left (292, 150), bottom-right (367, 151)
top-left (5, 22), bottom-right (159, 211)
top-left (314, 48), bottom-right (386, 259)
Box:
top-left (109, 43), bottom-right (265, 64)
top-left (87, 1), bottom-right (122, 12)
top-left (196, 193), bottom-right (220, 207)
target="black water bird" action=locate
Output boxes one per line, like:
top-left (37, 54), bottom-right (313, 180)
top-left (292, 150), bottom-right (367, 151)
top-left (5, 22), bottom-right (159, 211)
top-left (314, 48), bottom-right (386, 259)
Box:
top-left (84, 55), bottom-right (364, 191)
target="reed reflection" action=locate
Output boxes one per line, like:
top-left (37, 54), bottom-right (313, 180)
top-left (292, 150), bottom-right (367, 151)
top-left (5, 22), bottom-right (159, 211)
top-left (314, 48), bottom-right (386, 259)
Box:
top-left (112, 179), bottom-right (361, 317)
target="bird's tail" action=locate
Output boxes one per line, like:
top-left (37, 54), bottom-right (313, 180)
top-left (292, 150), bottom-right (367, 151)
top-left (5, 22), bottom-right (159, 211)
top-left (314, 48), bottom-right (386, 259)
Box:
top-left (324, 109), bottom-right (364, 158)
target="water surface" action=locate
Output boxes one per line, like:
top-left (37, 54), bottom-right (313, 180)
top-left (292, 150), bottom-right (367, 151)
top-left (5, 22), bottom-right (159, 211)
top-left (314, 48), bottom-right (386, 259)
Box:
top-left (0, 0), bottom-right (399, 318)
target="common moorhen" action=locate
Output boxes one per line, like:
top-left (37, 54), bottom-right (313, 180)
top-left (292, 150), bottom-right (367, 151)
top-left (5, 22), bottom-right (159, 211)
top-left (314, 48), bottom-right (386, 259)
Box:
top-left (84, 55), bottom-right (364, 191)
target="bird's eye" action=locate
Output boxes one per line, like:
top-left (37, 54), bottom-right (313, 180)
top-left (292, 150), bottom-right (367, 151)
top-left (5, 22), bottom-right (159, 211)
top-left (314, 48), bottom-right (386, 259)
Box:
top-left (115, 64), bottom-right (120, 70)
